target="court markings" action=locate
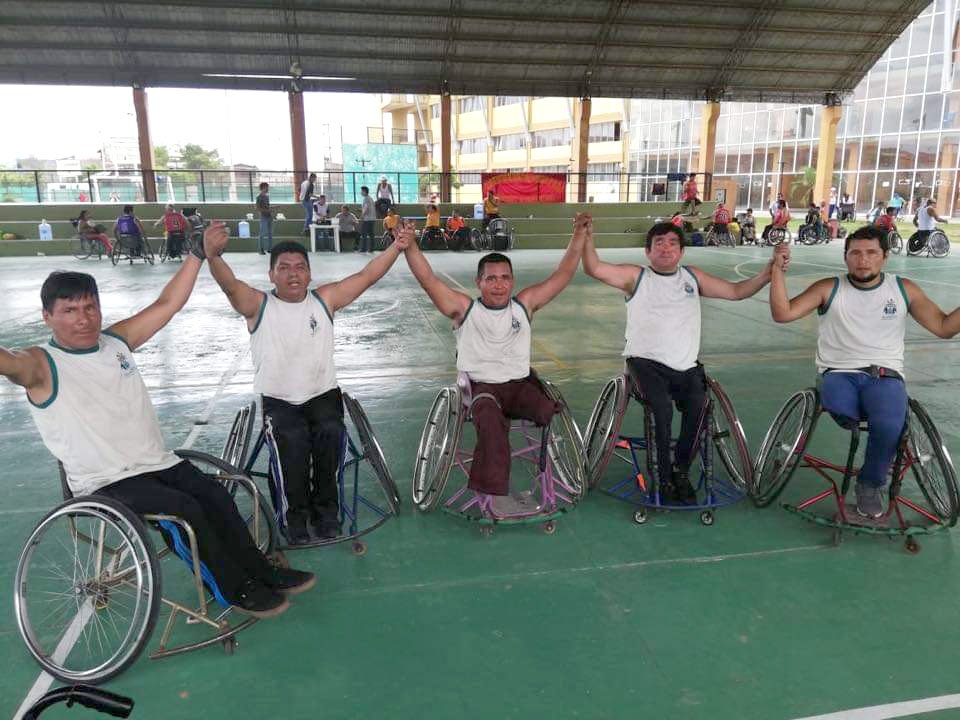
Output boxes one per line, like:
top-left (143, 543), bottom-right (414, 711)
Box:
top-left (792, 693), bottom-right (960, 719)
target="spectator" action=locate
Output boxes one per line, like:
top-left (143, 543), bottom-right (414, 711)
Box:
top-left (768, 192), bottom-right (785, 220)
top-left (313, 193), bottom-right (331, 247)
top-left (256, 181), bottom-right (273, 255)
top-left (866, 201), bottom-right (884, 224)
top-left (109, 191), bottom-right (120, 202)
top-left (76, 209), bottom-right (113, 253)
top-left (359, 186), bottom-right (376, 253)
top-left (891, 191), bottom-right (905, 217)
top-left (483, 189), bottom-right (501, 228)
top-left (300, 173), bottom-right (316, 236)
top-left (375, 176), bottom-right (395, 218)
top-left (681, 173), bottom-right (700, 214)
top-left (78, 192), bottom-right (88, 203)
top-left (425, 203), bottom-right (441, 229)
top-left (828, 187), bottom-right (837, 219)
top-left (154, 203), bottom-right (190, 258)
top-left (114, 204), bottom-right (147, 255)
top-left (336, 205), bottom-right (360, 251)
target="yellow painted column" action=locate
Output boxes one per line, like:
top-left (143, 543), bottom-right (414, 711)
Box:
top-left (697, 101), bottom-right (721, 201)
top-left (814, 104), bottom-right (843, 208)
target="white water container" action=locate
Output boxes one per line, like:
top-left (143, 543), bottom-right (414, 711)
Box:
top-left (473, 202), bottom-right (484, 219)
top-left (238, 220), bottom-right (250, 238)
top-left (38, 220), bottom-right (53, 241)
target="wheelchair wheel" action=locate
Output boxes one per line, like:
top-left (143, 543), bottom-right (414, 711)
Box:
top-left (752, 389), bottom-right (819, 507)
top-left (343, 392), bottom-right (401, 514)
top-left (174, 449), bottom-right (277, 555)
top-left (928, 229), bottom-right (950, 258)
top-left (905, 399), bottom-right (960, 525)
top-left (508, 229), bottom-right (517, 250)
top-left (706, 377), bottom-right (753, 493)
top-left (582, 376), bottom-right (629, 490)
top-left (798, 225), bottom-right (816, 245)
top-left (110, 243), bottom-right (121, 266)
top-left (766, 227), bottom-right (787, 246)
top-left (469, 228), bottom-right (485, 251)
top-left (142, 239), bottom-right (155, 265)
top-left (888, 231), bottom-right (903, 255)
top-left (72, 237), bottom-right (94, 260)
top-left (16, 496), bottom-right (161, 684)
top-left (221, 401), bottom-right (257, 470)
top-left (540, 379), bottom-right (586, 500)
top-left (378, 231), bottom-right (394, 250)
top-left (907, 233), bottom-right (926, 255)
top-left (159, 237), bottom-right (169, 263)
top-left (412, 386), bottom-right (464, 511)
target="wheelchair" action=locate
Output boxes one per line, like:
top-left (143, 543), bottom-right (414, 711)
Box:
top-left (736, 216), bottom-right (757, 245)
top-left (419, 226), bottom-right (448, 251)
top-left (761, 226), bottom-right (792, 246)
top-left (482, 217), bottom-right (516, 251)
top-left (223, 394), bottom-right (400, 556)
top-left (14, 450), bottom-right (276, 684)
top-left (159, 231), bottom-right (189, 262)
top-left (111, 233), bottom-right (154, 266)
top-left (907, 228), bottom-right (950, 258)
top-left (446, 227), bottom-right (472, 251)
top-left (752, 386), bottom-right (959, 552)
top-left (797, 222), bottom-right (830, 245)
top-left (704, 223), bottom-right (735, 247)
top-left (583, 371), bottom-right (753, 525)
top-left (378, 229), bottom-right (395, 250)
top-left (886, 229), bottom-right (904, 254)
top-left (71, 235), bottom-right (109, 261)
top-left (412, 373), bottom-right (585, 536)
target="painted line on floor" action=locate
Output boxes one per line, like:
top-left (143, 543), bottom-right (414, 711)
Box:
top-left (792, 692), bottom-right (960, 719)
top-left (337, 298), bottom-right (401, 322)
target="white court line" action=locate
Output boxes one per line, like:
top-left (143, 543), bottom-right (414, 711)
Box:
top-left (179, 346), bottom-right (249, 450)
top-left (792, 693), bottom-right (960, 720)
top-left (338, 298), bottom-right (401, 322)
top-left (440, 270), bottom-right (469, 291)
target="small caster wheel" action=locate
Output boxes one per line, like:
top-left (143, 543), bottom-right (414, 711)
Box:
top-left (352, 540), bottom-right (367, 556)
top-left (831, 528), bottom-right (843, 547)
top-left (543, 520), bottom-right (556, 535)
top-left (222, 637), bottom-right (237, 655)
top-left (905, 537), bottom-right (920, 554)
top-left (633, 509), bottom-right (647, 525)
top-left (699, 510), bottom-right (714, 526)
top-left (271, 550), bottom-right (289, 569)
top-left (480, 525), bottom-right (493, 538)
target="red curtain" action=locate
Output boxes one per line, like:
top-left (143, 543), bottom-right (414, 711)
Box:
top-left (481, 172), bottom-right (567, 203)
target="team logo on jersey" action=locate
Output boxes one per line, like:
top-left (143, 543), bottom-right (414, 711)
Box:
top-left (883, 298), bottom-right (898, 318)
top-left (116, 351), bottom-right (133, 374)
top-left (511, 315), bottom-right (521, 331)
top-left (309, 313), bottom-right (318, 335)
top-left (683, 282), bottom-right (695, 296)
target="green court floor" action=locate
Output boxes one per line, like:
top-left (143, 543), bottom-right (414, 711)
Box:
top-left (2, 244), bottom-right (960, 719)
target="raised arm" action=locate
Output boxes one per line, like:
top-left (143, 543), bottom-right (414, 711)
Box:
top-left (692, 252), bottom-right (774, 301)
top-left (403, 222), bottom-right (471, 321)
top-left (769, 246), bottom-right (834, 323)
top-left (582, 219), bottom-right (641, 295)
top-left (317, 225), bottom-right (413, 313)
top-left (106, 223), bottom-right (226, 350)
top-left (904, 279), bottom-right (960, 338)
top-left (205, 229), bottom-right (265, 321)
top-left (516, 213), bottom-right (589, 315)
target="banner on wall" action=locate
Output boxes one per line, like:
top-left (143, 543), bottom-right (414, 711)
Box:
top-left (481, 172), bottom-right (567, 203)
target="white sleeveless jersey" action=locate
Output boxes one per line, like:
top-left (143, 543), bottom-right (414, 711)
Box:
top-left (623, 266), bottom-right (701, 371)
top-left (816, 273), bottom-right (909, 375)
top-left (918, 206), bottom-right (936, 231)
top-left (250, 290), bottom-right (338, 404)
top-left (455, 298), bottom-right (531, 383)
top-left (28, 333), bottom-right (179, 496)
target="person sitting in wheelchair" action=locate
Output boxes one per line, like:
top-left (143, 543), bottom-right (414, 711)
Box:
top-left (769, 225), bottom-right (960, 518)
top-left (403, 214), bottom-right (589, 498)
top-left (113, 205), bottom-right (147, 255)
top-left (802, 203), bottom-right (824, 239)
top-left (205, 229), bottom-right (414, 544)
top-left (908, 197), bottom-right (949, 250)
top-left (711, 202), bottom-right (731, 240)
top-left (382, 207), bottom-right (401, 243)
top-left (445, 211), bottom-right (469, 250)
top-left (76, 209), bottom-right (113, 254)
top-left (155, 203), bottom-right (190, 258)
top-left (762, 199), bottom-right (791, 242)
top-left (874, 206), bottom-right (897, 237)
top-left (0, 225), bottom-right (314, 619)
top-left (583, 221), bottom-right (777, 503)
top-left (740, 208), bottom-right (756, 243)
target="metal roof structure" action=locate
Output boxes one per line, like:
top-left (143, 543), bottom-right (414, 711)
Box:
top-left (0, 0), bottom-right (932, 103)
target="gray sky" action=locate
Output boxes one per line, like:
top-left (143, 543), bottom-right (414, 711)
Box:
top-left (0, 85), bottom-right (384, 169)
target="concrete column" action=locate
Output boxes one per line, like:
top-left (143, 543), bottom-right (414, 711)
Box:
top-left (814, 104), bottom-right (843, 208)
top-left (697, 101), bottom-right (721, 201)
top-left (574, 97), bottom-right (591, 202)
top-left (440, 94), bottom-right (452, 202)
top-left (289, 90), bottom-right (308, 199)
top-left (132, 87), bottom-right (157, 203)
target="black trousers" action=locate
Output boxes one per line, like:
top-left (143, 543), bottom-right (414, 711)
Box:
top-left (96, 460), bottom-right (273, 602)
top-left (263, 388), bottom-right (345, 532)
top-left (626, 358), bottom-right (708, 482)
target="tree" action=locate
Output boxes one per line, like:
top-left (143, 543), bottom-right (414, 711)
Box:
top-left (789, 165), bottom-right (817, 207)
top-left (180, 144), bottom-right (223, 169)
top-left (153, 145), bottom-right (170, 169)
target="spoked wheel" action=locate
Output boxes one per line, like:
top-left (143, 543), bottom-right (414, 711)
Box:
top-left (174, 449), bottom-right (277, 555)
top-left (343, 392), bottom-right (401, 514)
top-left (540, 379), bottom-right (586, 500)
top-left (798, 226), bottom-right (817, 245)
top-left (72, 237), bottom-right (94, 260)
top-left (15, 496), bottom-right (161, 684)
top-left (907, 233), bottom-right (926, 256)
top-left (752, 389), bottom-right (819, 507)
top-left (143, 239), bottom-right (155, 265)
top-left (704, 230), bottom-right (717, 247)
top-left (767, 228), bottom-right (787, 246)
top-left (378, 232), bottom-right (393, 250)
top-left (159, 238), bottom-right (169, 263)
top-left (706, 377), bottom-right (753, 494)
top-left (928, 229), bottom-right (950, 258)
top-left (412, 386), bottom-right (464, 511)
top-left (110, 244), bottom-right (121, 266)
top-left (905, 399), bottom-right (959, 525)
top-left (221, 401), bottom-right (257, 470)
top-left (718, 232), bottom-right (734, 247)
top-left (469, 228), bottom-right (485, 251)
top-left (582, 376), bottom-right (629, 490)
top-left (888, 231), bottom-right (903, 255)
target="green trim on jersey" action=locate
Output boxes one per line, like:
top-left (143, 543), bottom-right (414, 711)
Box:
top-left (102, 329), bottom-right (132, 351)
top-left (512, 296), bottom-right (531, 323)
top-left (249, 293), bottom-right (268, 335)
top-left (27, 349), bottom-right (59, 409)
top-left (818, 277), bottom-right (840, 316)
top-left (458, 299), bottom-right (475, 328)
top-left (49, 338), bottom-right (98, 354)
top-left (682, 265), bottom-right (700, 291)
top-left (847, 272), bottom-right (885, 291)
top-left (625, 268), bottom-right (644, 303)
top-left (896, 276), bottom-right (911, 309)
top-left (311, 289), bottom-right (334, 323)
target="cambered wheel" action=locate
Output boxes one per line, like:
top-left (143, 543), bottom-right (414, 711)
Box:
top-left (905, 398), bottom-right (959, 526)
top-left (159, 238), bottom-right (169, 263)
top-left (706, 377), bottom-right (753, 494)
top-left (378, 232), bottom-right (393, 250)
top-left (344, 393), bottom-right (401, 514)
top-left (412, 387), bottom-right (464, 512)
top-left (469, 228), bottom-right (485, 251)
top-left (110, 244), bottom-right (121, 266)
top-left (582, 376), bottom-right (629, 490)
top-left (540, 379), bottom-right (586, 500)
top-left (928, 229), bottom-right (950, 258)
top-left (888, 231), bottom-right (903, 255)
top-left (907, 233), bottom-right (926, 255)
top-left (220, 402), bottom-right (257, 471)
top-left (142, 239), bottom-right (155, 265)
top-left (72, 237), bottom-right (93, 260)
top-left (752, 389), bottom-right (819, 507)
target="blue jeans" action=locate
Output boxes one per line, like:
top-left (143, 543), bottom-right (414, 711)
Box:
top-left (258, 216), bottom-right (273, 253)
top-left (359, 221), bottom-right (375, 251)
top-left (820, 371), bottom-right (908, 488)
top-left (302, 198), bottom-right (313, 233)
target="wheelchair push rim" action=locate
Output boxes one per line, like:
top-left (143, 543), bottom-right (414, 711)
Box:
top-left (752, 388), bottom-right (819, 507)
top-left (344, 392), bottom-right (401, 514)
top-left (539, 379), bottom-right (587, 500)
top-left (906, 398), bottom-right (960, 525)
top-left (413, 386), bottom-right (463, 512)
top-left (706, 377), bottom-right (753, 493)
top-left (583, 375), bottom-right (629, 490)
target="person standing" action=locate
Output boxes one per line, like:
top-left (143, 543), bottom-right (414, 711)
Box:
top-left (300, 173), bottom-right (317, 236)
top-left (256, 182), bottom-right (273, 255)
top-left (359, 186), bottom-right (376, 253)
top-left (891, 191), bottom-right (905, 218)
top-left (483, 189), bottom-right (501, 229)
top-left (336, 205), bottom-right (360, 250)
top-left (375, 176), bottom-right (395, 218)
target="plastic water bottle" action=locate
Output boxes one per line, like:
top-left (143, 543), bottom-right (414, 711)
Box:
top-left (238, 220), bottom-right (250, 238)
top-left (38, 219), bottom-right (52, 241)
top-left (473, 202), bottom-right (484, 219)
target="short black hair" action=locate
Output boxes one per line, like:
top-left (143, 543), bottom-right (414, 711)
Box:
top-left (122, 204), bottom-right (133, 214)
top-left (845, 224), bottom-right (889, 254)
top-left (885, 206), bottom-right (895, 213)
top-left (746, 208), bottom-right (753, 213)
top-left (309, 173), bottom-right (316, 180)
top-left (477, 252), bottom-right (513, 278)
top-left (41, 271), bottom-right (100, 313)
top-left (259, 182), bottom-right (269, 191)
top-left (645, 221), bottom-right (686, 250)
top-left (269, 241), bottom-right (310, 270)
top-left (360, 185), bottom-right (369, 193)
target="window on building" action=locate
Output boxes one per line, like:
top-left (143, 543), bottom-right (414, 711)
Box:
top-left (430, 104), bottom-right (441, 119)
top-left (588, 121), bottom-right (621, 142)
top-left (587, 162), bottom-right (620, 181)
top-left (494, 96), bottom-right (525, 107)
top-left (531, 126), bottom-right (573, 148)
top-left (493, 133), bottom-right (526, 151)
top-left (531, 164), bottom-right (570, 173)
top-left (459, 96), bottom-right (484, 113)
top-left (459, 137), bottom-right (489, 154)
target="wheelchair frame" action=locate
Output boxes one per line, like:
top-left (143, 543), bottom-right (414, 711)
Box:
top-left (752, 387), bottom-right (959, 552)
top-left (111, 233), bottom-right (154, 266)
top-left (159, 231), bottom-right (191, 262)
top-left (906, 228), bottom-right (950, 258)
top-left (483, 217), bottom-right (516, 251)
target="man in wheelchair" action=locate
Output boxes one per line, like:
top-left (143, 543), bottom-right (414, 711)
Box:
top-left (403, 214), bottom-right (589, 497)
top-left (770, 225), bottom-right (960, 518)
top-left (583, 221), bottom-right (777, 503)
top-left (113, 205), bottom-right (147, 256)
top-left (155, 203), bottom-right (190, 259)
top-left (205, 229), bottom-right (414, 543)
top-left (0, 225), bottom-right (314, 619)
top-left (802, 202), bottom-right (825, 239)
top-left (445, 210), bottom-right (469, 250)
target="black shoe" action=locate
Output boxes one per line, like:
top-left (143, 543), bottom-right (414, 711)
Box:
top-left (229, 579), bottom-right (290, 619)
top-left (264, 567), bottom-right (317, 596)
top-left (283, 517), bottom-right (313, 546)
top-left (310, 521), bottom-right (341, 540)
top-left (658, 482), bottom-right (679, 505)
top-left (672, 468), bottom-right (698, 506)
